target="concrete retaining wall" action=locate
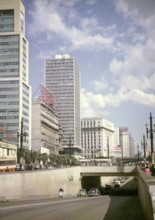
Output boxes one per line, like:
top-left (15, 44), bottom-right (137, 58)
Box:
top-left (0, 167), bottom-right (82, 200)
top-left (1, 164), bottom-right (155, 220)
top-left (137, 166), bottom-right (155, 220)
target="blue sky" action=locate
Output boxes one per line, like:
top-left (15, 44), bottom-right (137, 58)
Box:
top-left (23, 0), bottom-right (155, 153)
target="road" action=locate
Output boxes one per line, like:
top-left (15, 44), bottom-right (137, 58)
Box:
top-left (0, 195), bottom-right (145, 220)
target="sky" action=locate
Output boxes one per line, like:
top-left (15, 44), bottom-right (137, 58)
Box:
top-left (23, 0), bottom-right (155, 153)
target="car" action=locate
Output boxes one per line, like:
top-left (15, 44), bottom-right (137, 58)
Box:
top-left (34, 164), bottom-right (40, 170)
top-left (77, 189), bottom-right (87, 197)
top-left (104, 184), bottom-right (112, 193)
top-left (16, 163), bottom-right (24, 171)
top-left (88, 188), bottom-right (100, 197)
top-left (114, 180), bottom-right (121, 188)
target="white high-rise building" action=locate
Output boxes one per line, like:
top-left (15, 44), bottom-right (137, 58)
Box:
top-left (45, 54), bottom-right (80, 147)
top-left (0, 0), bottom-right (31, 149)
top-left (81, 117), bottom-right (114, 158)
top-left (113, 127), bottom-right (122, 158)
top-left (119, 127), bottom-right (130, 157)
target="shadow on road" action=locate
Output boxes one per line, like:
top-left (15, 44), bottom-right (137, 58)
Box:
top-left (101, 179), bottom-right (146, 220)
top-left (103, 195), bottom-right (145, 220)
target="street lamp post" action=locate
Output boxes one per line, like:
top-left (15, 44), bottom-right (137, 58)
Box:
top-left (146, 112), bottom-right (155, 163)
top-left (141, 134), bottom-right (147, 161)
top-left (137, 143), bottom-right (139, 162)
top-left (107, 136), bottom-right (109, 159)
top-left (68, 137), bottom-right (72, 165)
top-left (17, 117), bottom-right (26, 171)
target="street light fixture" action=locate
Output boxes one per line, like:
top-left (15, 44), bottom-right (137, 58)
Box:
top-left (17, 117), bottom-right (26, 170)
top-left (146, 112), bottom-right (155, 163)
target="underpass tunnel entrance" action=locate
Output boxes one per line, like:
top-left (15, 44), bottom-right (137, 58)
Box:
top-left (81, 176), bottom-right (101, 192)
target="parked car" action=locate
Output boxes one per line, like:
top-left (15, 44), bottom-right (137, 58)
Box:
top-left (16, 163), bottom-right (24, 171)
top-left (88, 188), bottom-right (100, 197)
top-left (77, 189), bottom-right (87, 197)
top-left (114, 180), bottom-right (121, 188)
top-left (34, 164), bottom-right (40, 170)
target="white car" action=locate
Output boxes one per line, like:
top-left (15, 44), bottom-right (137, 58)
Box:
top-left (114, 180), bottom-right (121, 188)
top-left (77, 189), bottom-right (87, 197)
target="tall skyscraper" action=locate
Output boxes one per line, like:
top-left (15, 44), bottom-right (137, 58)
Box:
top-left (45, 54), bottom-right (80, 147)
top-left (0, 0), bottom-right (31, 149)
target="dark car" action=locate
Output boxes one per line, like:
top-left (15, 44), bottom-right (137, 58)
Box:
top-left (88, 188), bottom-right (100, 197)
top-left (77, 189), bottom-right (87, 197)
top-left (104, 184), bottom-right (112, 193)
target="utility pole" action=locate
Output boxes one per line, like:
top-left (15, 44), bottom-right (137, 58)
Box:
top-left (146, 112), bottom-right (155, 163)
top-left (141, 134), bottom-right (147, 161)
top-left (17, 118), bottom-right (26, 170)
top-left (68, 137), bottom-right (72, 165)
top-left (137, 143), bottom-right (139, 162)
top-left (107, 136), bottom-right (109, 159)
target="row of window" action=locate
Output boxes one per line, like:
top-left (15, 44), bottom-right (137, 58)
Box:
top-left (0, 94), bottom-right (18, 98)
top-left (0, 41), bottom-right (18, 46)
top-left (0, 101), bottom-right (19, 106)
top-left (0, 115), bottom-right (18, 120)
top-left (0, 24), bottom-right (14, 32)
top-left (0, 109), bottom-right (18, 113)
top-left (0, 80), bottom-right (18, 85)
top-left (0, 61), bottom-right (19, 66)
top-left (0, 55), bottom-right (19, 59)
top-left (0, 10), bottom-right (14, 16)
top-left (0, 35), bottom-right (18, 41)
top-left (0, 48), bottom-right (19, 52)
top-left (0, 87), bottom-right (18, 91)
top-left (0, 68), bottom-right (19, 72)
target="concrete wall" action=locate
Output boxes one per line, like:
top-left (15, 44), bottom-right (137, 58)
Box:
top-left (0, 167), bottom-right (82, 200)
top-left (2, 164), bottom-right (155, 220)
top-left (137, 166), bottom-right (155, 220)
top-left (0, 165), bottom-right (137, 201)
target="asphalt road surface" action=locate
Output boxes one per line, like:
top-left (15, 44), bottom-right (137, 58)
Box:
top-left (0, 195), bottom-right (145, 220)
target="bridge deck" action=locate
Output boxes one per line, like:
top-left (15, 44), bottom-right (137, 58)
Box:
top-left (80, 165), bottom-right (137, 176)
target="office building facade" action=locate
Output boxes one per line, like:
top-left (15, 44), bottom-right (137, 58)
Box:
top-left (0, 0), bottom-right (31, 149)
top-left (81, 117), bottom-right (114, 158)
top-left (32, 98), bottom-right (61, 155)
top-left (119, 127), bottom-right (131, 157)
top-left (45, 54), bottom-right (80, 148)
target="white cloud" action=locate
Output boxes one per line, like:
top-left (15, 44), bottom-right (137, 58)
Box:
top-left (109, 38), bottom-right (155, 93)
top-left (80, 84), bottom-right (155, 118)
top-left (127, 89), bottom-right (155, 106)
top-left (27, 0), bottom-right (155, 116)
top-left (28, 0), bottom-right (113, 52)
top-left (92, 76), bottom-right (108, 91)
top-left (115, 0), bottom-right (155, 38)
top-left (109, 58), bottom-right (124, 74)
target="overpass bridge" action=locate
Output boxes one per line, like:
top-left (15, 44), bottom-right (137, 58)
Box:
top-left (80, 165), bottom-right (137, 177)
top-left (121, 157), bottom-right (144, 164)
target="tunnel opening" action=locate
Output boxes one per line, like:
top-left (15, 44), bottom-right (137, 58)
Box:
top-left (81, 176), bottom-right (138, 196)
top-left (81, 176), bottom-right (101, 192)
